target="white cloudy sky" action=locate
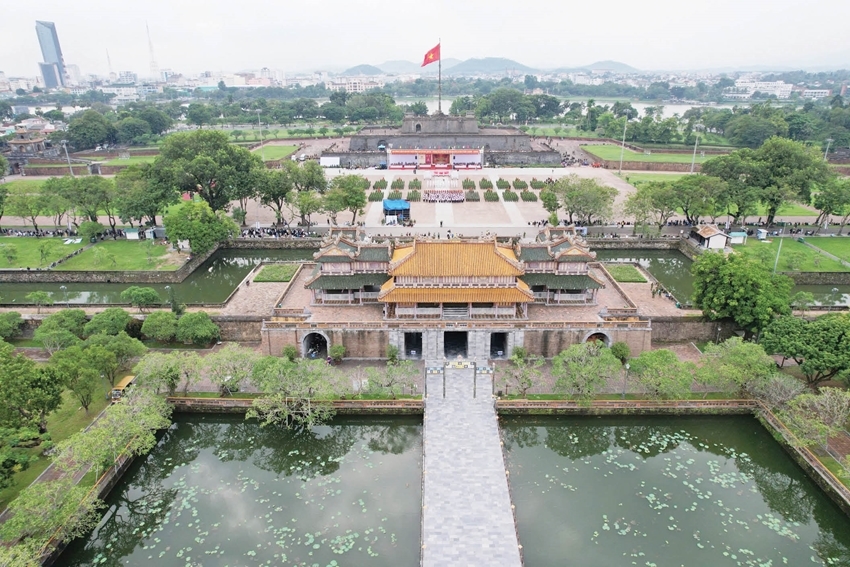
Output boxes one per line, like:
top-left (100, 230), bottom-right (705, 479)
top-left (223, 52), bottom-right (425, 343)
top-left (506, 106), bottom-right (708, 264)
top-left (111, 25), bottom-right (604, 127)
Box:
top-left (2, 0), bottom-right (849, 77)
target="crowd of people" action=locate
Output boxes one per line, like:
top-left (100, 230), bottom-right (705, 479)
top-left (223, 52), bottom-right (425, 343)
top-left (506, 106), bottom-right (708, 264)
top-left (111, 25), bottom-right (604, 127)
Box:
top-left (423, 189), bottom-right (465, 203)
top-left (239, 227), bottom-right (318, 239)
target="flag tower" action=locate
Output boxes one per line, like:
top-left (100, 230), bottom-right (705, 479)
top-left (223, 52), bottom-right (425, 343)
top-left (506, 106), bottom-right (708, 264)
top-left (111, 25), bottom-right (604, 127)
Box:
top-left (422, 41), bottom-right (442, 113)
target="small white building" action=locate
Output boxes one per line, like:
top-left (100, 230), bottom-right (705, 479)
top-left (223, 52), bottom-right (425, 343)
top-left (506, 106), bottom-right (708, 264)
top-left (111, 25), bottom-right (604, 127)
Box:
top-left (690, 225), bottom-right (729, 250)
top-left (125, 228), bottom-right (141, 240)
top-left (728, 231), bottom-right (748, 245)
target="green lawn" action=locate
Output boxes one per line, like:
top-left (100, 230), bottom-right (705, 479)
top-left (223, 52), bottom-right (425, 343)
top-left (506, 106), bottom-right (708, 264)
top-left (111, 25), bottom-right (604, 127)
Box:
top-left (734, 237), bottom-right (849, 272)
top-left (0, 378), bottom-right (113, 507)
top-left (1, 179), bottom-right (46, 192)
top-left (56, 240), bottom-right (185, 271)
top-left (23, 163), bottom-right (75, 169)
top-left (606, 264), bottom-right (647, 282)
top-left (254, 144), bottom-right (298, 161)
top-left (805, 237), bottom-right (850, 263)
top-left (102, 155), bottom-right (158, 166)
top-left (254, 263), bottom-right (299, 282)
top-left (582, 145), bottom-right (718, 164)
top-left (0, 237), bottom-right (87, 268)
top-left (623, 172), bottom-right (688, 186)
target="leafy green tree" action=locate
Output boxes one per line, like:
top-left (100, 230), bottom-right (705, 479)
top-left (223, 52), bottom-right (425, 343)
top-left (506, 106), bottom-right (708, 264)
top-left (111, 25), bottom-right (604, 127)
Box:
top-left (133, 351), bottom-right (181, 395)
top-left (40, 308), bottom-right (88, 338)
top-left (0, 243), bottom-right (18, 265)
top-left (609, 341), bottom-right (631, 364)
top-left (287, 189), bottom-right (323, 227)
top-left (790, 291), bottom-right (815, 315)
top-left (115, 117), bottom-right (151, 144)
top-left (0, 312), bottom-right (24, 340)
top-left (761, 314), bottom-right (850, 387)
top-left (151, 129), bottom-right (262, 211)
top-left (630, 349), bottom-right (694, 400)
top-left (552, 342), bottom-right (621, 401)
top-left (78, 220), bottom-right (105, 242)
top-left (85, 332), bottom-right (147, 385)
top-left (66, 109), bottom-right (115, 149)
top-left (136, 107), bottom-right (173, 134)
top-left (120, 286), bottom-right (162, 313)
top-left (204, 343), bottom-right (259, 395)
top-left (257, 168), bottom-right (294, 225)
top-left (551, 174), bottom-right (617, 225)
top-left (696, 337), bottom-right (775, 395)
top-left (6, 189), bottom-right (45, 232)
top-left (141, 311), bottom-right (178, 342)
top-left (0, 343), bottom-right (64, 433)
top-left (540, 189), bottom-right (559, 215)
top-left (329, 344), bottom-right (346, 363)
top-left (364, 360), bottom-right (417, 398)
top-left (624, 181), bottom-right (679, 231)
top-left (163, 200), bottom-right (238, 255)
top-left (185, 103), bottom-right (213, 128)
top-left (0, 428), bottom-right (37, 491)
top-left (813, 177), bottom-right (850, 233)
top-left (176, 311), bottom-right (220, 345)
top-left (84, 307), bottom-right (132, 336)
top-left (326, 174), bottom-right (368, 224)
top-left (501, 349), bottom-right (544, 398)
top-left (25, 291), bottom-right (53, 314)
top-left (669, 175), bottom-right (728, 225)
top-left (691, 251), bottom-right (792, 339)
top-left (49, 346), bottom-right (101, 412)
top-left (282, 344), bottom-right (298, 362)
top-left (115, 164), bottom-right (179, 226)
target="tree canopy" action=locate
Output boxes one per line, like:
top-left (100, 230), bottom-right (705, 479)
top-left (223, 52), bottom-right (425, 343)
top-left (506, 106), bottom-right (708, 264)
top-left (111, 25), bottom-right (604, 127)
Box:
top-left (163, 200), bottom-right (239, 256)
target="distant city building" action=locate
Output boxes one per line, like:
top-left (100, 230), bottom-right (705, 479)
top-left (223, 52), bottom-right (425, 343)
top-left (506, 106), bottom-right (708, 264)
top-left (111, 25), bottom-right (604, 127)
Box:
top-left (35, 21), bottom-right (67, 89)
top-left (326, 78), bottom-right (385, 93)
top-left (731, 80), bottom-right (793, 99)
top-left (118, 71), bottom-right (138, 84)
top-left (802, 89), bottom-right (831, 100)
top-left (98, 84), bottom-right (140, 103)
top-left (65, 64), bottom-right (83, 86)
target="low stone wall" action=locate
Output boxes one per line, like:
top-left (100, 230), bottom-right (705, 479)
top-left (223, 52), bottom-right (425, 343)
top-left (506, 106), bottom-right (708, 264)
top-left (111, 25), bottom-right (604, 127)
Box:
top-left (168, 397), bottom-right (424, 415)
top-left (650, 316), bottom-right (736, 343)
top-left (23, 166), bottom-right (88, 176)
top-left (214, 315), bottom-right (264, 342)
top-left (782, 271), bottom-right (850, 285)
top-left (601, 160), bottom-right (701, 172)
top-left (225, 238), bottom-right (323, 249)
top-left (487, 150), bottom-right (562, 166)
top-left (496, 398), bottom-right (756, 415)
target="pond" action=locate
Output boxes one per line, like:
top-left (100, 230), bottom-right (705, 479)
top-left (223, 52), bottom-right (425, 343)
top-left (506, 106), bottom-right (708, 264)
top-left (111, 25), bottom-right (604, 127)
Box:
top-left (60, 414), bottom-right (423, 566)
top-left (0, 249), bottom-right (316, 305)
top-left (595, 249), bottom-right (850, 307)
top-left (502, 415), bottom-right (850, 567)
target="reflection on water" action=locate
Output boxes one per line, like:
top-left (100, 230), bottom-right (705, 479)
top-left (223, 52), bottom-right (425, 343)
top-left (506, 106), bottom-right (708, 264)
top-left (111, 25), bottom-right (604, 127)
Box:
top-left (60, 414), bottom-right (422, 566)
top-left (0, 249), bottom-right (316, 305)
top-left (503, 415), bottom-right (850, 567)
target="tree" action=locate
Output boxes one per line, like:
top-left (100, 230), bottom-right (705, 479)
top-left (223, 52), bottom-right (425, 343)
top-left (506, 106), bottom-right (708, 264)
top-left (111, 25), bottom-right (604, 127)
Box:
top-left (84, 307), bottom-right (132, 336)
top-left (176, 311), bottom-right (220, 345)
top-left (115, 164), bottom-right (179, 226)
top-left (761, 314), bottom-right (850, 388)
top-left (325, 174), bottom-right (368, 224)
top-left (185, 102), bottom-right (213, 128)
top-left (783, 388), bottom-right (850, 448)
top-left (141, 311), bottom-right (178, 342)
top-left (747, 373), bottom-right (806, 411)
top-left (204, 343), bottom-right (259, 395)
top-left (39, 308), bottom-right (88, 338)
top-left (0, 312), bottom-right (24, 340)
top-left (0, 243), bottom-right (17, 265)
top-left (26, 291), bottom-right (53, 314)
top-left (66, 109), bottom-right (115, 149)
top-left (49, 346), bottom-right (101, 413)
top-left (115, 117), bottom-right (151, 144)
top-left (540, 189), bottom-right (559, 215)
top-left (329, 344), bottom-right (345, 363)
top-left (6, 189), bottom-right (45, 233)
top-left (119, 286), bottom-right (161, 313)
top-left (78, 220), bottom-right (105, 242)
top-left (623, 181), bottom-right (679, 231)
top-left (85, 332), bottom-right (147, 385)
top-left (0, 343), bottom-right (64, 433)
top-left (551, 174), bottom-right (616, 225)
top-left (813, 177), bottom-right (850, 233)
top-left (629, 349), bottom-right (694, 400)
top-left (696, 337), bottom-right (775, 395)
top-left (163, 200), bottom-right (238, 255)
top-left (552, 342), bottom-right (621, 401)
top-left (500, 348), bottom-right (544, 398)
top-left (133, 351), bottom-right (181, 395)
top-left (151, 130), bottom-right (262, 211)
top-left (257, 168), bottom-right (294, 225)
top-left (691, 251), bottom-right (792, 339)
top-left (287, 190), bottom-right (323, 227)
top-left (364, 360), bottom-right (417, 398)
top-left (0, 428), bottom-right (38, 492)
top-left (669, 175), bottom-right (728, 225)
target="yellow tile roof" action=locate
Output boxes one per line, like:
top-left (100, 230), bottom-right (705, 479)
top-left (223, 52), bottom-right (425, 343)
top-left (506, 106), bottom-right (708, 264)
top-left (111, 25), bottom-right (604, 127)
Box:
top-left (390, 240), bottom-right (523, 277)
top-left (379, 285), bottom-right (534, 304)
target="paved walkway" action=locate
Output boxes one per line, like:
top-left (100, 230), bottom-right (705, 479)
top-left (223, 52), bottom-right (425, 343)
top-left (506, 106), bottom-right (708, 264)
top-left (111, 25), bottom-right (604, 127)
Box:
top-left (422, 363), bottom-right (522, 567)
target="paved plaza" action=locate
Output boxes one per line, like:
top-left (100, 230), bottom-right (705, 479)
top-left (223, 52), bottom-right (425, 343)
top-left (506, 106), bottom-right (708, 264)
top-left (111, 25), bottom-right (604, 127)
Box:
top-left (422, 364), bottom-right (522, 567)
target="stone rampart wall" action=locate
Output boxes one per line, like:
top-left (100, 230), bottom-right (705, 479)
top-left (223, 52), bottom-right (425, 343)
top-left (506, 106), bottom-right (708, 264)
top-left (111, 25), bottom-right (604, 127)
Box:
top-left (487, 151), bottom-right (562, 166)
top-left (650, 316), bottom-right (736, 343)
top-left (782, 271), bottom-right (850, 285)
top-left (23, 166), bottom-right (88, 176)
top-left (349, 134), bottom-right (532, 152)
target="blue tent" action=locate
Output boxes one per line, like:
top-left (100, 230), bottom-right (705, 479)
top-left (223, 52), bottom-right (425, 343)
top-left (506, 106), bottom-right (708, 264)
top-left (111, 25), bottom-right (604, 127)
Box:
top-left (383, 199), bottom-right (410, 221)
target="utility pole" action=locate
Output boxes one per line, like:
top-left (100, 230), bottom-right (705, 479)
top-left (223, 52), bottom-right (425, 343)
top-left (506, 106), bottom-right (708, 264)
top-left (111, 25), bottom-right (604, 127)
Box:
top-left (690, 132), bottom-right (700, 173)
top-left (618, 118), bottom-right (628, 175)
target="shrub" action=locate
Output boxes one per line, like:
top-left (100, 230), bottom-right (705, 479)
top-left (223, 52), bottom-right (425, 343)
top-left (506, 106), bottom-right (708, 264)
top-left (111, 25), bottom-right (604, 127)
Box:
top-left (78, 221), bottom-right (106, 242)
top-left (479, 179), bottom-right (493, 190)
top-left (141, 311), bottom-right (178, 342)
top-left (484, 190), bottom-right (500, 202)
top-left (502, 190), bottom-right (519, 202)
top-left (120, 286), bottom-right (161, 313)
top-left (84, 308), bottom-right (132, 336)
top-left (462, 178), bottom-right (475, 190)
top-left (282, 344), bottom-right (298, 361)
top-left (368, 190), bottom-right (384, 202)
top-left (610, 342), bottom-right (631, 364)
top-left (512, 178), bottom-right (528, 190)
top-left (40, 309), bottom-right (88, 338)
top-left (465, 190), bottom-right (481, 202)
top-left (387, 344), bottom-right (399, 365)
top-left (176, 312), bottom-right (220, 345)
top-left (409, 179), bottom-right (422, 190)
top-left (387, 190), bottom-right (402, 200)
top-left (0, 312), bottom-right (25, 340)
top-left (329, 344), bottom-right (346, 363)
top-left (520, 190), bottom-right (537, 202)
top-left (391, 179), bottom-right (404, 190)
top-left (496, 178), bottom-right (510, 189)
top-left (407, 190), bottom-right (421, 202)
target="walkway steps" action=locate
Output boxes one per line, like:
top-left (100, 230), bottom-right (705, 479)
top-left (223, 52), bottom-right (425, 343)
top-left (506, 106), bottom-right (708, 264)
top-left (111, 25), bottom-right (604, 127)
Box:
top-left (422, 365), bottom-right (522, 566)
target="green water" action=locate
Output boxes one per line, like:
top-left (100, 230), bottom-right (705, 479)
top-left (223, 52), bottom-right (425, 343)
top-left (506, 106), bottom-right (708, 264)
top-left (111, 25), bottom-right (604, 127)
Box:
top-left (596, 249), bottom-right (850, 306)
top-left (0, 249), bottom-right (315, 305)
top-left (502, 415), bottom-right (850, 567)
top-left (60, 415), bottom-right (422, 566)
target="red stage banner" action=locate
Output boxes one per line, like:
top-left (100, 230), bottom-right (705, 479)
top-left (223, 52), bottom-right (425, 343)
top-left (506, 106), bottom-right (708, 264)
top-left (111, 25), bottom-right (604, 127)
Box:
top-left (421, 44), bottom-right (441, 67)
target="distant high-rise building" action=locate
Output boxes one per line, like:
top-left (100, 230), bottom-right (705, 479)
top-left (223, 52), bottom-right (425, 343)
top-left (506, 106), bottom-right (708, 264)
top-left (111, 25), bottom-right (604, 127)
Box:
top-left (35, 20), bottom-right (67, 88)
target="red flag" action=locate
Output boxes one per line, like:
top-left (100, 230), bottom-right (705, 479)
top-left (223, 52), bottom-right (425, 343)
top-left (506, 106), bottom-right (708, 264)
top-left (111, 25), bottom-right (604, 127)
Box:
top-left (421, 43), bottom-right (441, 67)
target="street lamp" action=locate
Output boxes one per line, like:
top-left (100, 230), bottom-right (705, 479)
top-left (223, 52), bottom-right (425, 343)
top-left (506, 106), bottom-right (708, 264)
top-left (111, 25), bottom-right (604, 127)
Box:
top-left (690, 127), bottom-right (702, 174)
top-left (164, 285), bottom-right (172, 309)
top-left (622, 363), bottom-right (630, 399)
top-left (60, 285), bottom-right (68, 307)
top-left (618, 119), bottom-right (628, 175)
top-left (60, 140), bottom-right (75, 178)
top-left (256, 109), bottom-right (265, 162)
top-left (824, 138), bottom-right (834, 161)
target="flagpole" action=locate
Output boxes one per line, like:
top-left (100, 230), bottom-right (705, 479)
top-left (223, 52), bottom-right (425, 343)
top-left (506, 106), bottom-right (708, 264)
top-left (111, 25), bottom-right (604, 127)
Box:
top-left (438, 38), bottom-right (442, 114)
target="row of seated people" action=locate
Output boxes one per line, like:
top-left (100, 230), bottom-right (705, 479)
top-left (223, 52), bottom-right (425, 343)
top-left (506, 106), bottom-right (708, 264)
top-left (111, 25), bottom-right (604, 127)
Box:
top-left (389, 163), bottom-right (483, 169)
top-left (423, 189), bottom-right (465, 203)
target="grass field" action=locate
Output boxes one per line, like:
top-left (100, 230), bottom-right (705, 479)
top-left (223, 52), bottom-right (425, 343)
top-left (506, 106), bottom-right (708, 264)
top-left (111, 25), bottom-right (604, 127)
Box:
top-left (254, 263), bottom-right (299, 282)
top-left (254, 144), bottom-right (298, 161)
top-left (582, 144), bottom-right (717, 164)
top-left (102, 155), bottom-right (158, 166)
top-left (1, 179), bottom-right (46, 192)
top-left (0, 237), bottom-right (86, 268)
top-left (606, 264), bottom-right (647, 282)
top-left (623, 173), bottom-right (688, 185)
top-left (0, 378), bottom-right (112, 507)
top-left (734, 237), bottom-right (849, 272)
top-left (805, 237), bottom-right (850, 263)
top-left (56, 240), bottom-right (184, 271)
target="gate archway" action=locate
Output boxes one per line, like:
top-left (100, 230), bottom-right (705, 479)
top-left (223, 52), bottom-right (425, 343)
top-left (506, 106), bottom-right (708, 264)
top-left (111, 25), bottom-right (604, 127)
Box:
top-left (302, 332), bottom-right (329, 360)
top-left (584, 331), bottom-right (611, 347)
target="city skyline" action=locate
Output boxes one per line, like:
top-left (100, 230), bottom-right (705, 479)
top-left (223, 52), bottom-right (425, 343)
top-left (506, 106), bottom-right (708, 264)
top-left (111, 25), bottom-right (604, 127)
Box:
top-left (35, 20), bottom-right (67, 88)
top-left (1, 0), bottom-right (849, 79)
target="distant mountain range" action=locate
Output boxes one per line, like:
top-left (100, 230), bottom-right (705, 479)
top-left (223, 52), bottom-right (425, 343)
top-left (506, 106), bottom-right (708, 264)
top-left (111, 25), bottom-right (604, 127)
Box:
top-left (341, 58), bottom-right (641, 77)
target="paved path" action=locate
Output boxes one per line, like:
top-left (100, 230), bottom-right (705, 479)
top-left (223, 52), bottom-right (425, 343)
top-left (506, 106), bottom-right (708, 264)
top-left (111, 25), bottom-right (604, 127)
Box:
top-left (422, 363), bottom-right (522, 567)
